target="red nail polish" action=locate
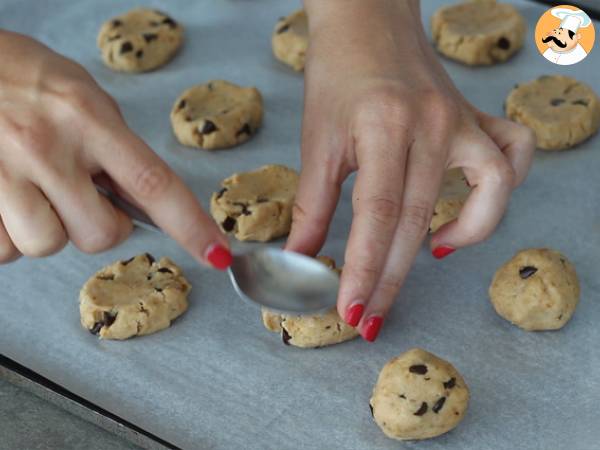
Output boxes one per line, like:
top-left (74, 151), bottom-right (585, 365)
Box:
top-left (206, 244), bottom-right (232, 270)
top-left (432, 245), bottom-right (455, 260)
top-left (363, 316), bottom-right (383, 342)
top-left (346, 303), bottom-right (364, 327)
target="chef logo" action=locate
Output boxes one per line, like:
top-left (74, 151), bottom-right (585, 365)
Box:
top-left (535, 5), bottom-right (595, 65)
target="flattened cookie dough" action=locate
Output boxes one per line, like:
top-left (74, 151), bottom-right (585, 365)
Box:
top-left (506, 75), bottom-right (600, 150)
top-left (262, 256), bottom-right (359, 348)
top-left (210, 164), bottom-right (298, 242)
top-left (370, 348), bottom-right (469, 441)
top-left (430, 169), bottom-right (470, 234)
top-left (431, 1), bottom-right (526, 65)
top-left (272, 9), bottom-right (308, 71)
top-left (80, 253), bottom-right (191, 340)
top-left (171, 80), bottom-right (263, 150)
top-left (489, 248), bottom-right (580, 331)
top-left (97, 8), bottom-right (183, 73)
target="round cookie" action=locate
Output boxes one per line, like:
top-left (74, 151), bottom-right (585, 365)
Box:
top-left (430, 169), bottom-right (470, 234)
top-left (272, 9), bottom-right (308, 71)
top-left (370, 348), bottom-right (469, 441)
top-left (97, 8), bottom-right (183, 73)
top-left (171, 80), bottom-right (263, 150)
top-left (261, 256), bottom-right (359, 348)
top-left (79, 253), bottom-right (191, 340)
top-left (489, 248), bottom-right (580, 331)
top-left (431, 1), bottom-right (526, 66)
top-left (505, 75), bottom-right (600, 150)
top-left (210, 164), bottom-right (298, 242)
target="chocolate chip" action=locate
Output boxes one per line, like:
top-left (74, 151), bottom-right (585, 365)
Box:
top-left (409, 364), bottom-right (428, 375)
top-left (201, 120), bottom-right (218, 134)
top-left (145, 253), bottom-right (156, 265)
top-left (216, 188), bottom-right (227, 199)
top-left (135, 49), bottom-right (144, 58)
top-left (222, 217), bottom-right (236, 232)
top-left (97, 274), bottom-right (115, 281)
top-left (572, 99), bottom-right (589, 106)
top-left (208, 83), bottom-right (214, 91)
top-left (185, 116), bottom-right (192, 122)
top-left (424, 377), bottom-right (431, 381)
top-left (369, 403), bottom-right (374, 417)
top-left (177, 99), bottom-right (187, 110)
top-left (143, 33), bottom-right (158, 43)
top-left (155, 287), bottom-right (163, 293)
top-left (519, 266), bottom-right (538, 279)
top-left (233, 202), bottom-right (251, 216)
top-left (157, 267), bottom-right (173, 274)
top-left (325, 325), bottom-right (331, 329)
top-left (432, 397), bottom-right (446, 413)
top-left (107, 34), bottom-right (121, 42)
top-left (398, 394), bottom-right (406, 399)
top-left (236, 123), bottom-right (252, 138)
top-left (90, 312), bottom-right (117, 335)
top-left (414, 402), bottom-right (428, 416)
top-left (443, 377), bottom-right (456, 389)
top-left (282, 328), bottom-right (291, 345)
top-left (550, 98), bottom-right (565, 106)
top-left (120, 41), bottom-right (133, 54)
top-left (558, 314), bottom-right (563, 320)
top-left (162, 17), bottom-right (177, 29)
top-left (497, 37), bottom-right (510, 50)
top-left (121, 257), bottom-right (135, 265)
top-left (112, 19), bottom-right (122, 27)
top-left (104, 312), bottom-right (117, 327)
top-left (277, 24), bottom-right (290, 34)
top-left (90, 322), bottom-right (103, 335)
top-left (256, 197), bottom-right (268, 203)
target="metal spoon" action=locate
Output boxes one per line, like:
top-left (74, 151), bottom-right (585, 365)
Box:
top-left (97, 185), bottom-right (339, 314)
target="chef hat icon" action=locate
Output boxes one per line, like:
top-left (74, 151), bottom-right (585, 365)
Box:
top-left (551, 7), bottom-right (592, 33)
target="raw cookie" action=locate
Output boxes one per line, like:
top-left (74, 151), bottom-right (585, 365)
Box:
top-left (431, 1), bottom-right (526, 65)
top-left (370, 348), bottom-right (469, 441)
top-left (272, 9), bottom-right (308, 71)
top-left (97, 8), bottom-right (183, 73)
top-left (489, 248), bottom-right (580, 331)
top-left (262, 256), bottom-right (359, 348)
top-left (79, 253), bottom-right (191, 340)
top-left (505, 75), bottom-right (600, 150)
top-left (210, 164), bottom-right (298, 242)
top-left (170, 80), bottom-right (263, 150)
top-left (430, 169), bottom-right (470, 234)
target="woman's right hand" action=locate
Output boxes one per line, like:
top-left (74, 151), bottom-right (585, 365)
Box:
top-left (0, 31), bottom-right (232, 268)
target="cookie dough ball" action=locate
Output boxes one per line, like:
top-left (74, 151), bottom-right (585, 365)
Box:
top-left (97, 8), bottom-right (183, 73)
top-left (489, 248), bottom-right (580, 331)
top-left (506, 75), bottom-right (600, 150)
top-left (272, 10), bottom-right (308, 71)
top-left (171, 80), bottom-right (263, 150)
top-left (261, 256), bottom-right (359, 348)
top-left (79, 254), bottom-right (191, 340)
top-left (210, 164), bottom-right (298, 242)
top-left (431, 1), bottom-right (526, 65)
top-left (370, 348), bottom-right (469, 441)
top-left (430, 169), bottom-right (470, 233)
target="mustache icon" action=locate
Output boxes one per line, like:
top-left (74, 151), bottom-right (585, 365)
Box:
top-left (542, 35), bottom-right (567, 48)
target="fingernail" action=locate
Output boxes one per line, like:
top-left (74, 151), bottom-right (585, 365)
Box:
top-left (205, 244), bottom-right (232, 270)
top-left (345, 303), bottom-right (364, 327)
top-left (432, 245), bottom-right (455, 260)
top-left (363, 316), bottom-right (384, 342)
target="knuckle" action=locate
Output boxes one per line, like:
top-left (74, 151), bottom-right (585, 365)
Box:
top-left (131, 162), bottom-right (171, 200)
top-left (483, 158), bottom-right (515, 187)
top-left (77, 222), bottom-right (121, 254)
top-left (352, 87), bottom-right (412, 133)
top-left (398, 201), bottom-right (433, 238)
top-left (55, 79), bottom-right (95, 115)
top-left (19, 230), bottom-right (67, 258)
top-left (362, 196), bottom-right (402, 226)
top-left (419, 90), bottom-right (459, 131)
top-left (377, 275), bottom-right (403, 297)
top-left (5, 117), bottom-right (53, 162)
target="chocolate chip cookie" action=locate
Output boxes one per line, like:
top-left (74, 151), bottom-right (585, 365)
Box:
top-left (431, 1), bottom-right (526, 65)
top-left (97, 8), bottom-right (183, 73)
top-left (79, 253), bottom-right (191, 340)
top-left (430, 169), bottom-right (470, 234)
top-left (272, 9), bottom-right (308, 71)
top-left (489, 248), bottom-right (580, 331)
top-left (505, 75), bottom-right (600, 150)
top-left (170, 80), bottom-right (263, 150)
top-left (261, 256), bottom-right (359, 348)
top-left (210, 164), bottom-right (298, 242)
top-left (370, 348), bottom-right (469, 441)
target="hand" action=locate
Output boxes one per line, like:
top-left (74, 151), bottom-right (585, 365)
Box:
top-left (286, 1), bottom-right (535, 341)
top-left (0, 31), bottom-right (231, 268)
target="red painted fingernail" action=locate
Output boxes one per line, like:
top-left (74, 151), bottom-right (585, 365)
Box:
top-left (345, 303), bottom-right (364, 327)
top-left (363, 316), bottom-right (384, 342)
top-left (432, 245), bottom-right (455, 260)
top-left (205, 244), bottom-right (232, 270)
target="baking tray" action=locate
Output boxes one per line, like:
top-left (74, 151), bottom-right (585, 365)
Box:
top-left (0, 1), bottom-right (599, 449)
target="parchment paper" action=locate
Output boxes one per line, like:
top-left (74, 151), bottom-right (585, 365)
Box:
top-left (1, 1), bottom-right (599, 449)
